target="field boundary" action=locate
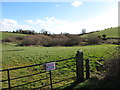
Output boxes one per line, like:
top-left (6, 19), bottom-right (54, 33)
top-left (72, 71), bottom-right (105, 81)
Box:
top-left (0, 50), bottom-right (91, 90)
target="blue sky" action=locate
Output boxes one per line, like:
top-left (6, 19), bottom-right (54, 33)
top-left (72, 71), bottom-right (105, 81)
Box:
top-left (2, 2), bottom-right (112, 21)
top-left (1, 1), bottom-right (118, 34)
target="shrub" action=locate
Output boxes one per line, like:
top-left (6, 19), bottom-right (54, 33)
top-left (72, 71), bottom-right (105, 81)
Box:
top-left (2, 36), bottom-right (26, 43)
top-left (48, 35), bottom-right (82, 46)
top-left (2, 37), bottom-right (16, 42)
top-left (20, 35), bottom-right (52, 46)
top-left (65, 35), bottom-right (82, 46)
top-left (102, 34), bottom-right (106, 38)
top-left (19, 34), bottom-right (83, 46)
top-left (20, 36), bottom-right (35, 46)
top-left (15, 36), bottom-right (25, 40)
top-left (104, 50), bottom-right (120, 81)
top-left (48, 38), bottom-right (64, 46)
top-left (87, 34), bottom-right (101, 45)
top-left (48, 35), bottom-right (69, 46)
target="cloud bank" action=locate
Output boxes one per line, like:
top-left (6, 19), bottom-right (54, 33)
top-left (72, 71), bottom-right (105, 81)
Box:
top-left (0, 19), bottom-right (33, 31)
top-left (71, 1), bottom-right (83, 7)
top-left (0, 5), bottom-right (118, 34)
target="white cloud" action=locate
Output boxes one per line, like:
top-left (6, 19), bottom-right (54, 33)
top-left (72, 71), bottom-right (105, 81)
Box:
top-left (81, 5), bottom-right (118, 32)
top-left (50, 21), bottom-right (82, 34)
top-left (24, 17), bottom-right (82, 34)
top-left (56, 4), bottom-right (60, 7)
top-left (0, 19), bottom-right (33, 31)
top-left (71, 1), bottom-right (83, 7)
top-left (35, 19), bottom-right (43, 24)
top-left (1, 4), bottom-right (118, 34)
top-left (0, 19), bottom-right (17, 31)
top-left (33, 5), bottom-right (117, 34)
top-left (24, 20), bottom-right (33, 24)
top-left (33, 17), bottom-right (70, 33)
top-left (1, 19), bottom-right (18, 26)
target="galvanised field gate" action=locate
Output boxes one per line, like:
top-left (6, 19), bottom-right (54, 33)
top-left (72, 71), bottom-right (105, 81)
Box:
top-left (0, 50), bottom-right (90, 90)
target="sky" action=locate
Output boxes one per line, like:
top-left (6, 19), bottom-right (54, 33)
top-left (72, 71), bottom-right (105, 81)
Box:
top-left (0, 0), bottom-right (119, 34)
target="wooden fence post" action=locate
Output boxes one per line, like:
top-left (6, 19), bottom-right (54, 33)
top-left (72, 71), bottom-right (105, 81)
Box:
top-left (76, 50), bottom-right (84, 83)
top-left (86, 59), bottom-right (90, 79)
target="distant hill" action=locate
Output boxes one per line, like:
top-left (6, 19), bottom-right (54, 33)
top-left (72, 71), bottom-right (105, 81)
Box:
top-left (0, 27), bottom-right (119, 40)
top-left (0, 32), bottom-right (28, 40)
top-left (81, 27), bottom-right (119, 38)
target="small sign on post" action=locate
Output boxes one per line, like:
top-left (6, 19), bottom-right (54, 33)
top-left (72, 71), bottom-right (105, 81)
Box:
top-left (45, 62), bottom-right (56, 71)
top-left (45, 62), bottom-right (55, 90)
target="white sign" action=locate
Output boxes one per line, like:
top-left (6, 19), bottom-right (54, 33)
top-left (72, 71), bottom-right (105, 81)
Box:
top-left (46, 62), bottom-right (56, 71)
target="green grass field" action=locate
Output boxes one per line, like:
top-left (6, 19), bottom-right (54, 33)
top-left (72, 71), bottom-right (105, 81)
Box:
top-left (2, 44), bottom-right (118, 69)
top-left (1, 43), bottom-right (118, 89)
top-left (1, 28), bottom-right (119, 89)
top-left (81, 27), bottom-right (119, 38)
top-left (0, 32), bottom-right (28, 40)
top-left (1, 27), bottom-right (119, 89)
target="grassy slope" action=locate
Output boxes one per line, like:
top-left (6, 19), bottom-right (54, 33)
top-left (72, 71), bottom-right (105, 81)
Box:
top-left (1, 27), bottom-right (119, 39)
top-left (0, 32), bottom-right (28, 39)
top-left (1, 43), bottom-right (118, 89)
top-left (81, 27), bottom-right (119, 38)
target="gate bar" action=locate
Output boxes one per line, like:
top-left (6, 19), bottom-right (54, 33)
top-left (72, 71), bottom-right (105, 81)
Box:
top-left (7, 70), bottom-right (11, 90)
